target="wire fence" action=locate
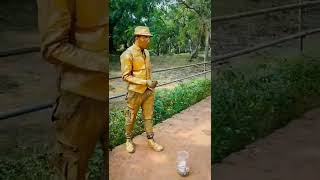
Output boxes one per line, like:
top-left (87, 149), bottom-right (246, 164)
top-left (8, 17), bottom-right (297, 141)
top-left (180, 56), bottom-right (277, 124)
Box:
top-left (213, 28), bottom-right (320, 65)
top-left (1, 0), bottom-right (320, 120)
top-left (0, 46), bottom-right (39, 58)
top-left (109, 70), bottom-right (211, 100)
top-left (212, 0), bottom-right (320, 22)
top-left (212, 0), bottom-right (320, 65)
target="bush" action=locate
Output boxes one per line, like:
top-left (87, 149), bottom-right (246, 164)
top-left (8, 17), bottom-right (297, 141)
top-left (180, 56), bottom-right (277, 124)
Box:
top-left (109, 78), bottom-right (211, 148)
top-left (212, 58), bottom-right (320, 162)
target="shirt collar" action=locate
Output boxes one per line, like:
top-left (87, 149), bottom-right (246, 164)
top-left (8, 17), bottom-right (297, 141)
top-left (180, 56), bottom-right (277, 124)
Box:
top-left (133, 43), bottom-right (142, 51)
top-left (133, 43), bottom-right (144, 53)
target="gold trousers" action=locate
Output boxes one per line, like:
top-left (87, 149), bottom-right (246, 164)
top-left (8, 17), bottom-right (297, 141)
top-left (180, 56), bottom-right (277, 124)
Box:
top-left (125, 89), bottom-right (155, 139)
top-left (51, 91), bottom-right (107, 180)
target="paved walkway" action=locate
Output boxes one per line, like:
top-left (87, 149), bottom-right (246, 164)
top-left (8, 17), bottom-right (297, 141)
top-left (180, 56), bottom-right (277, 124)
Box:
top-left (214, 107), bottom-right (320, 180)
top-left (109, 97), bottom-right (211, 180)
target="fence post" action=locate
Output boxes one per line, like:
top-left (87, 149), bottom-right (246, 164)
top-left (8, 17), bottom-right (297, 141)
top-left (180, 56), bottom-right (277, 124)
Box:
top-left (204, 56), bottom-right (206, 79)
top-left (204, 27), bottom-right (209, 79)
top-left (299, 0), bottom-right (304, 52)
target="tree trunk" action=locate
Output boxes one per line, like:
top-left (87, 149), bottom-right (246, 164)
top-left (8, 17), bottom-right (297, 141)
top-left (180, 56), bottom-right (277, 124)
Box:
top-left (109, 34), bottom-right (116, 53)
top-left (189, 43), bottom-right (199, 61)
top-left (156, 39), bottom-right (161, 56)
top-left (204, 26), bottom-right (210, 63)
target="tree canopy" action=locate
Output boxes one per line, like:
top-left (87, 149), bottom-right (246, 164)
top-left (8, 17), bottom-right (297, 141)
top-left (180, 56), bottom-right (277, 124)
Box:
top-left (110, 0), bottom-right (211, 60)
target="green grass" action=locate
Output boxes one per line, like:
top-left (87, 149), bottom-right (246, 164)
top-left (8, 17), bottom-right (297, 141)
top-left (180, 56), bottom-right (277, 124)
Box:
top-left (0, 145), bottom-right (104, 180)
top-left (212, 56), bottom-right (320, 163)
top-left (109, 78), bottom-right (211, 148)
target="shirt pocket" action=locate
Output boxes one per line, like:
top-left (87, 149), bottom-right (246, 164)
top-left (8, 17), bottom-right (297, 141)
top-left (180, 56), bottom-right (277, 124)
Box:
top-left (132, 57), bottom-right (146, 71)
top-left (52, 91), bottom-right (84, 122)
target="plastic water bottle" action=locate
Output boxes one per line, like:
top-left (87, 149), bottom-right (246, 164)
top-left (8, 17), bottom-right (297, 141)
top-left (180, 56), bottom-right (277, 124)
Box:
top-left (176, 151), bottom-right (190, 176)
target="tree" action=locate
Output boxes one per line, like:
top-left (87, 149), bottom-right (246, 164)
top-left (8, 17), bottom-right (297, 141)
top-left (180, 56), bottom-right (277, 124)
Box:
top-left (109, 0), bottom-right (162, 52)
top-left (109, 0), bottom-right (211, 61)
top-left (177, 0), bottom-right (211, 61)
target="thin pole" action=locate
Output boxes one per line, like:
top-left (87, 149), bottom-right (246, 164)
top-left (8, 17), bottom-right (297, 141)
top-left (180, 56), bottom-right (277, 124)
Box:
top-left (299, 0), bottom-right (304, 52)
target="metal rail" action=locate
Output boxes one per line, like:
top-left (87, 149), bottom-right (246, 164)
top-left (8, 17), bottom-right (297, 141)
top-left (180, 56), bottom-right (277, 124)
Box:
top-left (0, 101), bottom-right (54, 121)
top-left (158, 70), bottom-right (211, 86)
top-left (212, 0), bottom-right (320, 22)
top-left (0, 70), bottom-right (211, 120)
top-left (110, 61), bottom-right (211, 80)
top-left (0, 46), bottom-right (39, 58)
top-left (213, 28), bottom-right (320, 63)
top-left (110, 70), bottom-right (211, 100)
top-left (0, 47), bottom-right (211, 80)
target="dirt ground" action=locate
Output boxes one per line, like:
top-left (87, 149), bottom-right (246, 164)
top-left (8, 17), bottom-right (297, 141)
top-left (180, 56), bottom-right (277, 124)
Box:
top-left (109, 97), bottom-right (211, 180)
top-left (214, 107), bottom-right (320, 180)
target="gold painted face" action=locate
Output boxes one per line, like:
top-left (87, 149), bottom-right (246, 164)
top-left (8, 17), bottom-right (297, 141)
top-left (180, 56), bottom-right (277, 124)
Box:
top-left (136, 35), bottom-right (151, 49)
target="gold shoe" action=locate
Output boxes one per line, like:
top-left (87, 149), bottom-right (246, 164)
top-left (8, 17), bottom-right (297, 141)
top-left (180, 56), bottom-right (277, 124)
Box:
top-left (147, 139), bottom-right (164, 152)
top-left (126, 139), bottom-right (135, 153)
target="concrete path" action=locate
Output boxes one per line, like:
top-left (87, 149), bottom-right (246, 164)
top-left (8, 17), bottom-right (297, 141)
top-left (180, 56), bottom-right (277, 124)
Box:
top-left (109, 97), bottom-right (211, 180)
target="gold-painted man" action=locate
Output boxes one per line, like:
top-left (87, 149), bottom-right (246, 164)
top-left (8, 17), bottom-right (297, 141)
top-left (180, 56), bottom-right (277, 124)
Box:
top-left (37, 0), bottom-right (108, 179)
top-left (120, 26), bottom-right (164, 153)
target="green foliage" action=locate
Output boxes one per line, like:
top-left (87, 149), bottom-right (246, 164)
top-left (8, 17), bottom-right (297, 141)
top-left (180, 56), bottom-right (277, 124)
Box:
top-left (87, 147), bottom-right (105, 180)
top-left (110, 0), bottom-right (162, 51)
top-left (0, 152), bottom-right (53, 180)
top-left (110, 0), bottom-right (211, 55)
top-left (109, 78), bottom-right (211, 148)
top-left (212, 58), bottom-right (320, 163)
top-left (0, 146), bottom-right (104, 180)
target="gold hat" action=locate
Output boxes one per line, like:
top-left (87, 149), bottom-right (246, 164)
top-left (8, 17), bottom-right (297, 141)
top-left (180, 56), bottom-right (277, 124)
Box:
top-left (134, 26), bottom-right (153, 37)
